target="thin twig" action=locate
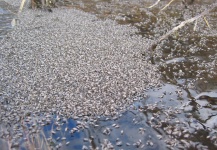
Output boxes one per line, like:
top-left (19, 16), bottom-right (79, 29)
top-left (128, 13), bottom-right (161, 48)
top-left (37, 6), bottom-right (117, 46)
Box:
top-left (161, 0), bottom-right (176, 11)
top-left (18, 0), bottom-right (27, 13)
top-left (193, 19), bottom-right (198, 31)
top-left (203, 16), bottom-right (211, 29)
top-left (148, 0), bottom-right (161, 8)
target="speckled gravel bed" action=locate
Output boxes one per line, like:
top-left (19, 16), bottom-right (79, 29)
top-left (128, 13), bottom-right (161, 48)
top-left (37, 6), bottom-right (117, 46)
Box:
top-left (0, 1), bottom-right (160, 121)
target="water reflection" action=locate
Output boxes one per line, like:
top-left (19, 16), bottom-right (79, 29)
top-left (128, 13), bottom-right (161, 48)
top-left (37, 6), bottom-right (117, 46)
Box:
top-left (40, 111), bottom-right (166, 149)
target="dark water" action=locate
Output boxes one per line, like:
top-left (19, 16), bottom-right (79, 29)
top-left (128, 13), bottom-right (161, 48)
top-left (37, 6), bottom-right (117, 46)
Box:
top-left (0, 0), bottom-right (217, 149)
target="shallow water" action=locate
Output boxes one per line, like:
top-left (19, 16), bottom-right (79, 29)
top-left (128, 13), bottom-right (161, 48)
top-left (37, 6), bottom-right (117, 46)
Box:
top-left (0, 0), bottom-right (217, 149)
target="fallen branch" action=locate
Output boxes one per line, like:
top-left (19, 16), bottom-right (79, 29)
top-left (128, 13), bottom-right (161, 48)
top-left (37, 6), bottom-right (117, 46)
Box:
top-left (147, 2), bottom-right (217, 52)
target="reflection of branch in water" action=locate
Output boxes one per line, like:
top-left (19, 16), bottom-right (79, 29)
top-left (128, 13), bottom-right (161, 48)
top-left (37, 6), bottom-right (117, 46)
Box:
top-left (204, 114), bottom-right (217, 123)
top-left (87, 128), bottom-right (97, 149)
top-left (198, 95), bottom-right (217, 105)
top-left (182, 79), bottom-right (195, 100)
top-left (182, 80), bottom-right (201, 112)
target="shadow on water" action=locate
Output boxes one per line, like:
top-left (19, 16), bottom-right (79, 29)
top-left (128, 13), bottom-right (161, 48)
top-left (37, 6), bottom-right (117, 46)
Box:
top-left (0, 0), bottom-right (217, 149)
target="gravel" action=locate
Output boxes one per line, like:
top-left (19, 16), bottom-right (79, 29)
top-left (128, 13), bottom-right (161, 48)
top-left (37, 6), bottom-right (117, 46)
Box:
top-left (0, 0), bottom-right (160, 119)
